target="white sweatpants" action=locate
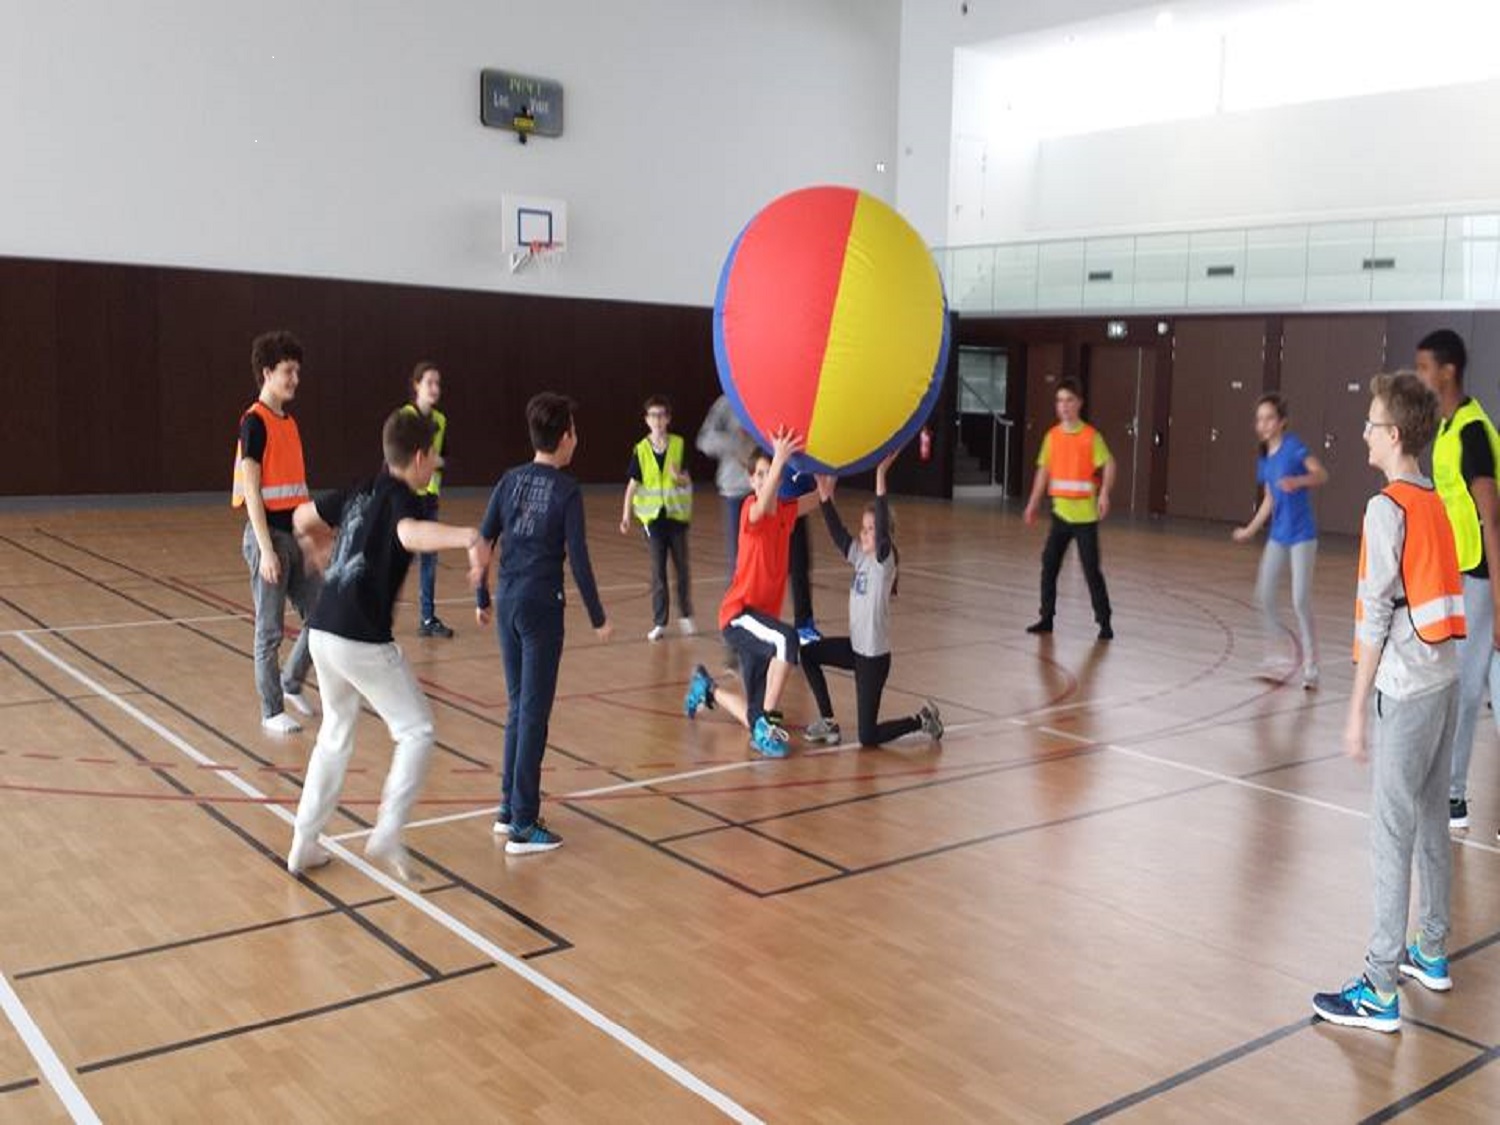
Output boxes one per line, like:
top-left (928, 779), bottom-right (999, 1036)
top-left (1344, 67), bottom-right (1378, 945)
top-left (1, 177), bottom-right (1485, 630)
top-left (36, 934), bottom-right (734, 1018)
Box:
top-left (293, 629), bottom-right (435, 853)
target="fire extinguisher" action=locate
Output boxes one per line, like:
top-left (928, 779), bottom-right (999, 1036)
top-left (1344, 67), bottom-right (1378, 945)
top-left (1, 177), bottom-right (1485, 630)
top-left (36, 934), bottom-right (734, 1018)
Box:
top-left (919, 426), bottom-right (933, 463)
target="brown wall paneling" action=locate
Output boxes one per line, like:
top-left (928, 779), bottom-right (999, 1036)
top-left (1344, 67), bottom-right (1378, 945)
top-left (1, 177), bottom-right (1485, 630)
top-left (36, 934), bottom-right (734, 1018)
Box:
top-left (1146, 342), bottom-right (1172, 514)
top-left (1021, 343), bottom-right (1065, 499)
top-left (1164, 318), bottom-right (1265, 523)
top-left (1280, 316), bottom-right (1387, 537)
top-left (54, 263), bottom-right (161, 494)
top-left (0, 262), bottom-right (61, 494)
top-left (1468, 311), bottom-right (1500, 414)
top-left (1164, 321), bottom-right (1215, 520)
top-left (1084, 346), bottom-right (1153, 516)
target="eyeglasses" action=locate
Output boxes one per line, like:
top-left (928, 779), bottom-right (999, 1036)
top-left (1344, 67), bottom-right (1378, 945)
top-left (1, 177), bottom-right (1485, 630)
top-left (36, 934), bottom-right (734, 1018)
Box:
top-left (1363, 418), bottom-right (1396, 435)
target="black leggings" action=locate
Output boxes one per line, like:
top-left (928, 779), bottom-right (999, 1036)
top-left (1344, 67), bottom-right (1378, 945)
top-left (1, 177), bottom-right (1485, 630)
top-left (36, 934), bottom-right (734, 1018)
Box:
top-left (801, 638), bottom-right (920, 746)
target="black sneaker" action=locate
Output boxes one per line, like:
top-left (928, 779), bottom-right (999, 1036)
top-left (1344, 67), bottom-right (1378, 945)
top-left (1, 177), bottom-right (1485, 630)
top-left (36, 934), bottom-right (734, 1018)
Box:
top-left (1025, 618), bottom-right (1054, 635)
top-left (419, 617), bottom-right (455, 639)
top-left (1097, 622), bottom-right (1114, 641)
top-left (1450, 798), bottom-right (1470, 830)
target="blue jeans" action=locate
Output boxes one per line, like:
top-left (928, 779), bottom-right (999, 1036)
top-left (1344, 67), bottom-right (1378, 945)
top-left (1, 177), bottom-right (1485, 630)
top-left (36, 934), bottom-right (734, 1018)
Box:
top-left (417, 493), bottom-right (439, 621)
top-left (497, 593), bottom-right (566, 827)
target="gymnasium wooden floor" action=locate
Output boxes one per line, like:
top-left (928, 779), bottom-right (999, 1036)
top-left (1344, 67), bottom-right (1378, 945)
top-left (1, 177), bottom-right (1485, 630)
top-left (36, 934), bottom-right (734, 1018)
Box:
top-left (1, 488), bottom-right (1498, 1123)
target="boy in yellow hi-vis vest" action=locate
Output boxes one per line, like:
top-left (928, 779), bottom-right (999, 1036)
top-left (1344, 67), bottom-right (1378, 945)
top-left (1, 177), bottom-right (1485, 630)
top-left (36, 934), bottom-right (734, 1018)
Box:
top-left (1023, 378), bottom-right (1115, 641)
top-left (401, 361), bottom-right (453, 639)
top-left (1414, 329), bottom-right (1500, 832)
top-left (620, 395), bottom-right (696, 641)
top-left (1313, 371), bottom-right (1463, 1034)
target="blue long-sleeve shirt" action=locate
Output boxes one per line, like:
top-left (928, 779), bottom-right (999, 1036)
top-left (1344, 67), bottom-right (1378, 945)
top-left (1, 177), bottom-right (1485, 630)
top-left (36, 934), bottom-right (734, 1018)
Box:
top-left (476, 462), bottom-right (606, 627)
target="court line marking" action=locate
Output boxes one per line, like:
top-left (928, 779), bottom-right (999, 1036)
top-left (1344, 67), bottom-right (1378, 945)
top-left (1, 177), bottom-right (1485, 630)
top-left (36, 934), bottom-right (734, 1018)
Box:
top-left (0, 612), bottom-right (249, 638)
top-left (14, 633), bottom-right (763, 1125)
top-left (1036, 723), bottom-right (1500, 857)
top-left (0, 971), bottom-right (100, 1123)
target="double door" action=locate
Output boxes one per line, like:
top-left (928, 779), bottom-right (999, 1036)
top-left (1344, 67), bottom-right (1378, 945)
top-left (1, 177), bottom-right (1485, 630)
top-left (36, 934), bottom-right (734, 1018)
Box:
top-left (1166, 319), bottom-right (1264, 523)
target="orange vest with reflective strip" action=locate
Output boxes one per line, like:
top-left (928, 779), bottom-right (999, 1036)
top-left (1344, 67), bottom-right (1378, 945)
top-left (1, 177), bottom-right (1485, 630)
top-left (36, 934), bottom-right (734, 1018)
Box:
top-left (1354, 480), bottom-right (1466, 661)
top-left (231, 401), bottom-right (309, 511)
top-left (1047, 424), bottom-right (1099, 499)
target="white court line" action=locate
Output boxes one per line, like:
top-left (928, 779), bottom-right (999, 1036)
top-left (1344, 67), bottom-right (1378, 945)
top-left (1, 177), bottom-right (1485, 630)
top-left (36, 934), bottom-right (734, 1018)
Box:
top-left (15, 633), bottom-right (764, 1124)
top-left (0, 972), bottom-right (101, 1123)
top-left (0, 612), bottom-right (248, 638)
top-left (1032, 720), bottom-right (1500, 857)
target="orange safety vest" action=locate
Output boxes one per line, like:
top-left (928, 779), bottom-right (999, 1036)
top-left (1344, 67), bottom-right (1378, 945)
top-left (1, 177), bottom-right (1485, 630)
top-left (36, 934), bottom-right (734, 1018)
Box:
top-left (1354, 480), bottom-right (1466, 661)
top-left (231, 401), bottom-right (309, 511)
top-left (1047, 424), bottom-right (1099, 499)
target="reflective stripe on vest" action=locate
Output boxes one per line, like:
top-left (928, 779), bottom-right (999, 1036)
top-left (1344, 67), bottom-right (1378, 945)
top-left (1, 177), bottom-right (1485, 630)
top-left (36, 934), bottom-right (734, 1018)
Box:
top-left (1046, 425), bottom-right (1098, 499)
top-left (401, 403), bottom-right (447, 497)
top-left (231, 401), bottom-right (309, 511)
top-left (632, 434), bottom-right (693, 524)
top-left (1353, 480), bottom-right (1467, 661)
top-left (1431, 398), bottom-right (1500, 572)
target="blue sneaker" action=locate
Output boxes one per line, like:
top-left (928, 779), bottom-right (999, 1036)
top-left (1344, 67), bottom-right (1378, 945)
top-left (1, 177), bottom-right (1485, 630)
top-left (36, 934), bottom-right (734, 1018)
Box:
top-left (750, 715), bottom-right (791, 758)
top-left (1312, 976), bottom-right (1400, 1033)
top-left (1399, 940), bottom-right (1453, 992)
top-left (684, 665), bottom-right (717, 718)
top-left (796, 620), bottom-right (823, 646)
top-left (505, 819), bottom-right (563, 855)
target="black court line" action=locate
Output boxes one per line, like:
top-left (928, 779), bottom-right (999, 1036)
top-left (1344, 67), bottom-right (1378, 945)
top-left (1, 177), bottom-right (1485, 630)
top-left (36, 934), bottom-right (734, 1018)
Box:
top-left (1070, 917), bottom-right (1500, 1122)
top-left (1, 588), bottom-right (575, 961)
top-left (75, 962), bottom-right (496, 1075)
top-left (0, 1077), bottom-right (39, 1095)
top-left (0, 624), bottom-right (440, 983)
top-left (1066, 1017), bottom-right (1315, 1124)
top-left (1403, 1017), bottom-right (1492, 1053)
top-left (1359, 1045), bottom-right (1500, 1124)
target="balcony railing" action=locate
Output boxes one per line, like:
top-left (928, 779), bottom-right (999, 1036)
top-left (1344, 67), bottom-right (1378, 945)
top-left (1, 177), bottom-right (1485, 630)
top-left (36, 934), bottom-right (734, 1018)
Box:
top-left (935, 213), bottom-right (1500, 314)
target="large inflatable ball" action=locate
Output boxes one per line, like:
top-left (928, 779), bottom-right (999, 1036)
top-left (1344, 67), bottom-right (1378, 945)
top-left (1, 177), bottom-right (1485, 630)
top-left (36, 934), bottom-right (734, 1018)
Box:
top-left (713, 186), bottom-right (950, 475)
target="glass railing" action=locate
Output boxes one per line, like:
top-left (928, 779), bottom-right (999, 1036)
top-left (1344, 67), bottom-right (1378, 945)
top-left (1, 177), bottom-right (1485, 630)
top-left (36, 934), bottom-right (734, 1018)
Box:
top-left (935, 213), bottom-right (1500, 314)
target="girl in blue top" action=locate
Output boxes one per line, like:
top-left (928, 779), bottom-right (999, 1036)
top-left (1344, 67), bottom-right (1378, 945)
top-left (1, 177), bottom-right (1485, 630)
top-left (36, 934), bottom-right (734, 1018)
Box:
top-left (1232, 393), bottom-right (1328, 689)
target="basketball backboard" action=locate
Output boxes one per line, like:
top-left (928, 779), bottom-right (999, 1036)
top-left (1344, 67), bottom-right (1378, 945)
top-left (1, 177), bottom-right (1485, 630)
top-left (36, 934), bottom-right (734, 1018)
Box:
top-left (502, 194), bottom-right (568, 272)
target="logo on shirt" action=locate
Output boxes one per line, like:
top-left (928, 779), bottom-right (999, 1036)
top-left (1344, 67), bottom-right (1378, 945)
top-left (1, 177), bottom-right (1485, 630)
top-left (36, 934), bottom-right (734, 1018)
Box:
top-left (324, 492), bottom-right (371, 589)
top-left (509, 473), bottom-right (555, 538)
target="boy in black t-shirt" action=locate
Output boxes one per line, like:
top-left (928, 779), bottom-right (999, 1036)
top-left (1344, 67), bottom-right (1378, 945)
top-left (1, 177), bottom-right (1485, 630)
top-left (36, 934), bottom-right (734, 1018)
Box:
top-left (286, 409), bottom-right (484, 879)
top-left (475, 392), bottom-right (612, 854)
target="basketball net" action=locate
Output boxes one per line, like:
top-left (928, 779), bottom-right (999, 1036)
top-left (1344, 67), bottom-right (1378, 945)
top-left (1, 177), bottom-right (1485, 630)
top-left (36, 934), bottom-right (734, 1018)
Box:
top-left (509, 240), bottom-right (564, 274)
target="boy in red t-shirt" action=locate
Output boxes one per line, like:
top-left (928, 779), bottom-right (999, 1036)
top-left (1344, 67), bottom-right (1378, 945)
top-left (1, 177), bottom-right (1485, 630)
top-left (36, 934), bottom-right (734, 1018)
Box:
top-left (685, 428), bottom-right (821, 757)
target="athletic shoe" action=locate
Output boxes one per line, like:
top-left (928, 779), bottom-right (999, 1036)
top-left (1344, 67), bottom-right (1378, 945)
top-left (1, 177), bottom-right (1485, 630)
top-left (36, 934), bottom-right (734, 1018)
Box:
top-left (684, 665), bottom-right (717, 718)
top-left (804, 717), bottom-right (841, 745)
top-left (506, 820), bottom-right (563, 855)
top-left (1097, 622), bottom-right (1114, 641)
top-left (796, 621), bottom-right (823, 646)
top-left (1450, 798), bottom-right (1470, 830)
top-left (262, 711), bottom-right (301, 735)
top-left (1399, 940), bottom-right (1453, 992)
top-left (492, 804), bottom-right (512, 837)
top-left (1312, 976), bottom-right (1400, 1033)
top-left (678, 617), bottom-right (697, 636)
top-left (286, 834), bottom-right (331, 875)
top-left (646, 625), bottom-right (667, 642)
top-left (418, 617), bottom-right (455, 639)
top-left (750, 715), bottom-right (790, 758)
top-left (1302, 664), bottom-right (1320, 691)
top-left (282, 690), bottom-right (317, 717)
top-left (919, 700), bottom-right (944, 741)
top-left (1025, 618), bottom-right (1054, 635)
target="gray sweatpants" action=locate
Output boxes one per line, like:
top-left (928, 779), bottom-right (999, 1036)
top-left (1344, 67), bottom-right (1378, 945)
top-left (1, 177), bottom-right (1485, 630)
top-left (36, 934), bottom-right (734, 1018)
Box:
top-left (1449, 574), bottom-right (1499, 801)
top-left (1256, 539), bottom-right (1318, 671)
top-left (242, 524), bottom-right (320, 719)
top-left (1365, 681), bottom-right (1457, 995)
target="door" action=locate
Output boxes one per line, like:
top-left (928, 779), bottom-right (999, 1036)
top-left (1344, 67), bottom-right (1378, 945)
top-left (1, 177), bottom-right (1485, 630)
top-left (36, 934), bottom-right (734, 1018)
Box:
top-left (1279, 316), bottom-right (1387, 537)
top-left (1166, 319), bottom-right (1266, 522)
top-left (1086, 346), bottom-right (1155, 515)
top-left (1022, 343), bottom-right (1065, 499)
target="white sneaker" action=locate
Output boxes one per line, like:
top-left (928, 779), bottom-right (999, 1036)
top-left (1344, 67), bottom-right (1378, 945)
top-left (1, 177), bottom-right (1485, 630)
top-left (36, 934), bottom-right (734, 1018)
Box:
top-left (283, 690), bottom-right (317, 717)
top-left (678, 617), bottom-right (697, 636)
top-left (262, 712), bottom-right (302, 735)
top-left (1302, 665), bottom-right (1320, 691)
top-left (365, 835), bottom-right (421, 882)
top-left (287, 835), bottom-right (331, 874)
top-left (646, 625), bottom-right (666, 642)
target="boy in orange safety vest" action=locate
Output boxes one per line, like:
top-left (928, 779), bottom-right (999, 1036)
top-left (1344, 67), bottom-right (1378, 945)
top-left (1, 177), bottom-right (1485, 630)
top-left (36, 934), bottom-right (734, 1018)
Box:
top-left (232, 330), bottom-right (322, 735)
top-left (1023, 378), bottom-right (1115, 640)
top-left (1313, 371), bottom-right (1464, 1034)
